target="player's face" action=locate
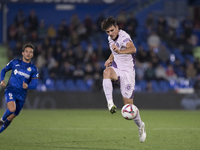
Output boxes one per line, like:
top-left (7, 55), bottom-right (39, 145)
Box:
top-left (22, 47), bottom-right (34, 62)
top-left (105, 25), bottom-right (119, 40)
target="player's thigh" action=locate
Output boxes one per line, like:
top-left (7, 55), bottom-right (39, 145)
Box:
top-left (118, 70), bottom-right (135, 100)
top-left (123, 97), bottom-right (133, 105)
top-left (103, 67), bottom-right (118, 80)
top-left (5, 92), bottom-right (16, 112)
top-left (7, 101), bottom-right (16, 112)
top-left (14, 100), bottom-right (25, 116)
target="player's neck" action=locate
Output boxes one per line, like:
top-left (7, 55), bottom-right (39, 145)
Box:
top-left (113, 34), bottom-right (119, 41)
top-left (22, 58), bottom-right (31, 64)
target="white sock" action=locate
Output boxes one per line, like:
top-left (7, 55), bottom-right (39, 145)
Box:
top-left (102, 79), bottom-right (113, 104)
top-left (133, 106), bottom-right (142, 127)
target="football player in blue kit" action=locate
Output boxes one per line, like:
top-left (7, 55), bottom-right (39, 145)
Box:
top-left (0, 43), bottom-right (39, 133)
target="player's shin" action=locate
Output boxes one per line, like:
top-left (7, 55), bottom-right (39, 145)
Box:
top-left (0, 119), bottom-right (11, 133)
top-left (133, 106), bottom-right (142, 127)
top-left (103, 79), bottom-right (117, 113)
top-left (2, 109), bottom-right (14, 121)
top-left (102, 79), bottom-right (114, 104)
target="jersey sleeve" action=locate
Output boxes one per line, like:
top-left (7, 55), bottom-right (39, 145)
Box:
top-left (1, 60), bottom-right (15, 81)
top-left (121, 33), bottom-right (133, 48)
top-left (28, 78), bottom-right (38, 89)
top-left (31, 67), bottom-right (39, 79)
top-left (5, 60), bottom-right (15, 71)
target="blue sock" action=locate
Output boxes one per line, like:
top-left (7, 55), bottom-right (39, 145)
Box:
top-left (2, 109), bottom-right (13, 121)
top-left (0, 119), bottom-right (11, 133)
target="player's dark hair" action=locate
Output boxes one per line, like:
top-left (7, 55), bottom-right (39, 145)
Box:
top-left (101, 16), bottom-right (117, 31)
top-left (22, 43), bottom-right (34, 52)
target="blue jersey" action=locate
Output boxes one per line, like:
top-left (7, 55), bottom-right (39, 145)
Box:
top-left (4, 59), bottom-right (39, 101)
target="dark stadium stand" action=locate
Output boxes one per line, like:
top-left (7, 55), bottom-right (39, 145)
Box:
top-left (3, 0), bottom-right (200, 92)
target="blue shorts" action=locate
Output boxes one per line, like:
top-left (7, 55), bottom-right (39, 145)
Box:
top-left (5, 91), bottom-right (25, 116)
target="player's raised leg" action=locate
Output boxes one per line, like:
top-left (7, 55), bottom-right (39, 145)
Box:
top-left (0, 100), bottom-right (16, 133)
top-left (123, 97), bottom-right (146, 143)
top-left (0, 118), bottom-right (4, 126)
top-left (1, 101), bottom-right (16, 122)
top-left (0, 114), bottom-right (16, 133)
top-left (0, 109), bottom-right (12, 127)
top-left (102, 67), bottom-right (118, 114)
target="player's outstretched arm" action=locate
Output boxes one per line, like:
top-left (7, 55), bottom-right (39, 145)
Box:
top-left (113, 42), bottom-right (136, 54)
top-left (27, 78), bottom-right (38, 89)
top-left (0, 68), bottom-right (7, 87)
top-left (0, 80), bottom-right (6, 87)
top-left (104, 54), bottom-right (114, 68)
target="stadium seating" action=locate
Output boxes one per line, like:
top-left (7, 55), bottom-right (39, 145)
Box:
top-left (151, 80), bottom-right (161, 92)
top-left (75, 79), bottom-right (89, 91)
top-left (45, 78), bottom-right (55, 91)
top-left (55, 79), bottom-right (67, 91)
top-left (159, 80), bottom-right (170, 92)
top-left (65, 79), bottom-right (77, 91)
top-left (6, 0), bottom-right (196, 93)
top-left (138, 80), bottom-right (147, 92)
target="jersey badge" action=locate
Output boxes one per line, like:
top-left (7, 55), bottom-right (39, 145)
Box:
top-left (27, 67), bottom-right (32, 71)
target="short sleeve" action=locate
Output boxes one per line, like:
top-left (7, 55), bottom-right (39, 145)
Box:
top-left (32, 67), bottom-right (39, 79)
top-left (121, 34), bottom-right (132, 48)
top-left (5, 60), bottom-right (15, 71)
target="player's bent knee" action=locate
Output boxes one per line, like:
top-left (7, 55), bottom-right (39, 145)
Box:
top-left (7, 101), bottom-right (16, 112)
top-left (8, 107), bottom-right (16, 113)
top-left (103, 69), bottom-right (111, 78)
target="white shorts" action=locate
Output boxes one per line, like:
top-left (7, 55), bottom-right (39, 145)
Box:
top-left (111, 67), bottom-right (135, 99)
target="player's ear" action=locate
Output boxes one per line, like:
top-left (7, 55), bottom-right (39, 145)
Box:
top-left (116, 25), bottom-right (119, 30)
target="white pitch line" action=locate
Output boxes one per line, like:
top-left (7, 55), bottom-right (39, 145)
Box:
top-left (12, 127), bottom-right (200, 131)
top-left (46, 127), bottom-right (137, 131)
top-left (153, 128), bottom-right (200, 131)
top-left (12, 127), bottom-right (137, 131)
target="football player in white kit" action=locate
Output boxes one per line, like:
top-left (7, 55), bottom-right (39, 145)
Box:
top-left (101, 16), bottom-right (146, 142)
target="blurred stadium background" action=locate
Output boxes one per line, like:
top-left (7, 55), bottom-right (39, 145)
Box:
top-left (0, 0), bottom-right (200, 110)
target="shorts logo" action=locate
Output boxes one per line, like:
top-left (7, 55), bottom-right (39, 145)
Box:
top-left (125, 84), bottom-right (132, 91)
top-left (9, 93), bottom-right (13, 99)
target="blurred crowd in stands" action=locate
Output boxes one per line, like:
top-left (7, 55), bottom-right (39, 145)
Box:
top-left (6, 9), bottom-right (200, 92)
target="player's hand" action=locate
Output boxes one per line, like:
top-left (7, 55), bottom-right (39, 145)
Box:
top-left (23, 81), bottom-right (28, 89)
top-left (0, 80), bottom-right (6, 87)
top-left (104, 59), bottom-right (112, 68)
top-left (112, 44), bottom-right (120, 54)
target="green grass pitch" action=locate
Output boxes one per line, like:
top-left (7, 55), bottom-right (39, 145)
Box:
top-left (0, 109), bottom-right (199, 150)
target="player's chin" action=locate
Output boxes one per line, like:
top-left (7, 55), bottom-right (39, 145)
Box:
top-left (24, 57), bottom-right (31, 61)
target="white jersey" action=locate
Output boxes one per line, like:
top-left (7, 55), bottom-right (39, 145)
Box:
top-left (108, 29), bottom-right (136, 72)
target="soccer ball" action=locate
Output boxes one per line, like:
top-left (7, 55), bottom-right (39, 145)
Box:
top-left (121, 104), bottom-right (138, 120)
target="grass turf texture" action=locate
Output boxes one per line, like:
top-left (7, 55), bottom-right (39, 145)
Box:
top-left (0, 109), bottom-right (199, 150)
